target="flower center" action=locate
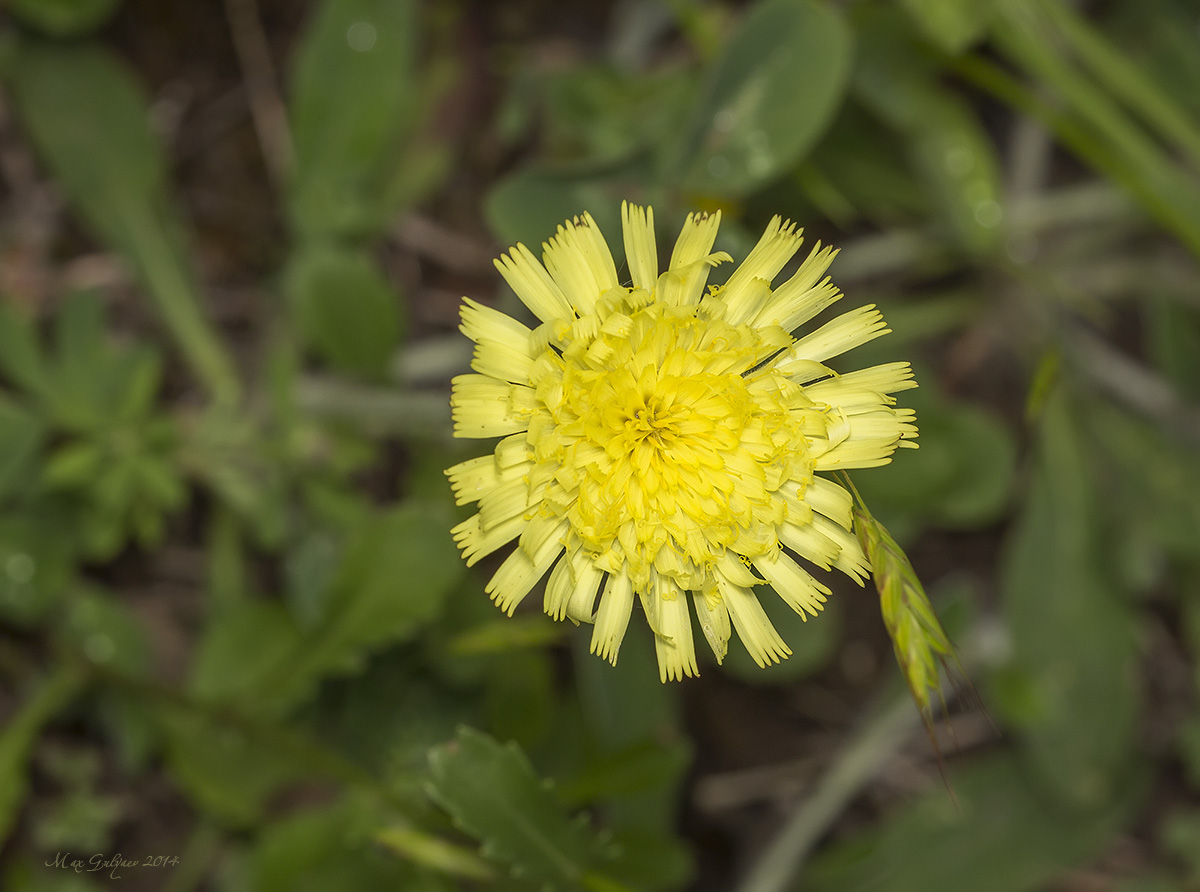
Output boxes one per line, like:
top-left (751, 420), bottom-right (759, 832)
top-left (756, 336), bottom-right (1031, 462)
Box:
top-left (532, 301), bottom-right (812, 589)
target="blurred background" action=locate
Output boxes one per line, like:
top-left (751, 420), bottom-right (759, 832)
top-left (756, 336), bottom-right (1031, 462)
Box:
top-left (1, 0), bottom-right (1199, 890)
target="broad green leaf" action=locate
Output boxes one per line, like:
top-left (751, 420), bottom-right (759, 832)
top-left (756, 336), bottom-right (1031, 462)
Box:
top-left (162, 710), bottom-right (302, 828)
top-left (556, 740), bottom-right (692, 808)
top-left (7, 42), bottom-right (239, 404)
top-left (484, 166), bottom-right (638, 254)
top-left (899, 0), bottom-right (991, 54)
top-left (307, 501), bottom-right (461, 664)
top-left (2, 0), bottom-right (121, 36)
top-left (189, 601), bottom-right (304, 704)
top-left (283, 244), bottom-right (403, 379)
top-left (312, 656), bottom-right (472, 778)
top-left (0, 396), bottom-right (44, 499)
top-left (799, 101), bottom-right (930, 226)
top-left (537, 63), bottom-right (694, 165)
top-left (283, 528), bottom-right (343, 630)
top-left (42, 293), bottom-right (163, 431)
top-left (426, 727), bottom-right (620, 891)
top-left (255, 502), bottom-right (463, 708)
top-left (0, 665), bottom-right (84, 846)
top-left (995, 389), bottom-right (1139, 806)
top-left (289, 0), bottom-right (430, 238)
top-left (674, 0), bottom-right (852, 198)
top-left (805, 754), bottom-right (1144, 892)
top-left (29, 746), bottom-right (120, 852)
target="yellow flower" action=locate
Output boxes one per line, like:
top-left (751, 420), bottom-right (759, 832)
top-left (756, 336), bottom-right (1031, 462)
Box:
top-left (446, 204), bottom-right (917, 682)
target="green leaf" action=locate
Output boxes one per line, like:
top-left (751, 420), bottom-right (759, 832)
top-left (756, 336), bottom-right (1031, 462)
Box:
top-left (674, 0), bottom-right (852, 198)
top-left (289, 0), bottom-right (428, 238)
top-left (798, 101), bottom-right (930, 226)
top-left (536, 63), bottom-right (694, 166)
top-left (1037, 0), bottom-right (1200, 172)
top-left (284, 244), bottom-right (403, 379)
top-left (162, 711), bottom-right (301, 828)
top-left (375, 826), bottom-right (495, 880)
top-left (898, 0), bottom-right (991, 54)
top-left (182, 407), bottom-right (290, 548)
top-left (484, 165), bottom-right (638, 254)
top-left (7, 42), bottom-right (239, 404)
top-left (0, 396), bottom-right (44, 499)
top-left (987, 0), bottom-right (1200, 259)
top-left (251, 797), bottom-right (440, 892)
top-left (0, 666), bottom-right (84, 846)
top-left (41, 293), bottom-right (163, 430)
top-left (566, 626), bottom-right (692, 891)
top-left (426, 727), bottom-right (620, 891)
top-left (805, 754), bottom-right (1144, 892)
top-left (189, 601), bottom-right (304, 704)
top-left (307, 501), bottom-right (461, 664)
top-left (2, 0), bottom-right (121, 36)
top-left (254, 502), bottom-right (463, 709)
top-left (995, 388), bottom-right (1140, 806)
top-left (855, 7), bottom-right (1003, 254)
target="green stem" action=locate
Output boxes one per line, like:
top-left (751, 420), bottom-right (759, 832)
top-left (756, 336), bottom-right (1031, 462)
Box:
top-left (295, 376), bottom-right (452, 438)
top-left (128, 213), bottom-right (242, 407)
top-left (734, 693), bottom-right (922, 892)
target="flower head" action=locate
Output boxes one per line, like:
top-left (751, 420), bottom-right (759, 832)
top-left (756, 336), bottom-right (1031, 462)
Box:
top-left (446, 204), bottom-right (917, 681)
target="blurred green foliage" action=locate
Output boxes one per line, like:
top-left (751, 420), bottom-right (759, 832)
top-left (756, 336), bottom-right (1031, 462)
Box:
top-left (0, 0), bottom-right (1198, 890)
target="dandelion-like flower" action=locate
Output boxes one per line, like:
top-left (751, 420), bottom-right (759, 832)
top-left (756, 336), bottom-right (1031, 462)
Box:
top-left (446, 204), bottom-right (917, 682)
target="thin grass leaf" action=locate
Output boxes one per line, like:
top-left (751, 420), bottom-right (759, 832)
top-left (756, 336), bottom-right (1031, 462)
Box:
top-left (985, 0), bottom-right (1200, 258)
top-left (1039, 0), bottom-right (1200, 172)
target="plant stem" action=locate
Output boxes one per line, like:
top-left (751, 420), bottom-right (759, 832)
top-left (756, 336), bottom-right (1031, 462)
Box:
top-left (734, 693), bottom-right (922, 892)
top-left (130, 214), bottom-right (243, 407)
